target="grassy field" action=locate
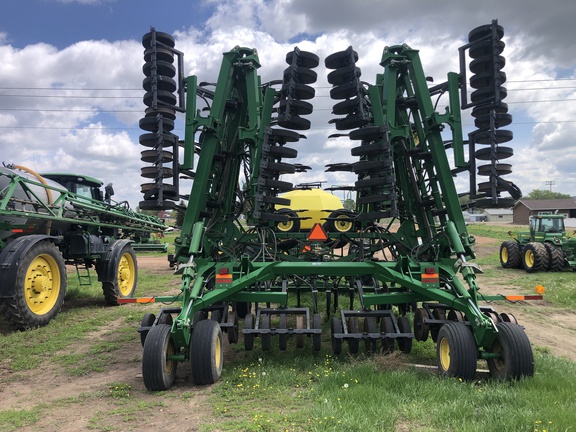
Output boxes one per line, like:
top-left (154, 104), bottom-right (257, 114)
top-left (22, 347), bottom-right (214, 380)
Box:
top-left (1, 226), bottom-right (575, 431)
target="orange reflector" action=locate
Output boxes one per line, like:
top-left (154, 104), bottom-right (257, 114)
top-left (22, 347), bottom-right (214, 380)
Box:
top-left (216, 274), bottom-right (233, 283)
top-left (117, 297), bottom-right (156, 304)
top-left (535, 284), bottom-right (545, 295)
top-left (505, 295), bottom-right (543, 301)
top-left (307, 223), bottom-right (328, 241)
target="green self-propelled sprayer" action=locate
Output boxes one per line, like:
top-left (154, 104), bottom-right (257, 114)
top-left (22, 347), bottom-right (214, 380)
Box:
top-left (126, 21), bottom-right (542, 391)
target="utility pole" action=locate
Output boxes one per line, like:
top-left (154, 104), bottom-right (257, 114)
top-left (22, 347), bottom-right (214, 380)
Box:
top-left (545, 180), bottom-right (555, 192)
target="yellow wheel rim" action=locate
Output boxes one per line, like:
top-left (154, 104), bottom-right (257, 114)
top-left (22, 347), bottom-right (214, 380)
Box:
top-left (525, 249), bottom-right (534, 268)
top-left (439, 338), bottom-right (451, 371)
top-left (117, 252), bottom-right (136, 297)
top-left (501, 247), bottom-right (508, 263)
top-left (214, 333), bottom-right (222, 370)
top-left (165, 338), bottom-right (175, 374)
top-left (24, 254), bottom-right (61, 315)
top-left (277, 219), bottom-right (294, 232)
top-left (334, 215), bottom-right (352, 233)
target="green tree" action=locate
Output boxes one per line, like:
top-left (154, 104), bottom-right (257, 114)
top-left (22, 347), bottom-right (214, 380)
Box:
top-left (175, 200), bottom-right (187, 227)
top-left (525, 189), bottom-right (571, 200)
top-left (343, 198), bottom-right (355, 210)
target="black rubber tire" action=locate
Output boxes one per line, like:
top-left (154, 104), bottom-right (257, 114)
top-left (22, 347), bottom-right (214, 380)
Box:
top-left (324, 48), bottom-right (358, 69)
top-left (544, 243), bottom-right (565, 272)
top-left (142, 31), bottom-right (176, 48)
top-left (193, 310), bottom-right (207, 326)
top-left (243, 313), bottom-right (254, 351)
top-left (347, 317), bottom-right (360, 354)
top-left (157, 312), bottom-right (173, 326)
top-left (235, 302), bottom-right (251, 319)
top-left (140, 313), bottom-right (156, 346)
top-left (190, 319), bottom-right (223, 385)
top-left (487, 322), bottom-right (534, 380)
top-left (413, 307), bottom-right (429, 342)
top-left (227, 311), bottom-right (239, 344)
top-left (0, 240), bottom-right (67, 330)
top-left (143, 60), bottom-right (176, 78)
top-left (364, 317), bottom-right (378, 354)
top-left (101, 243), bottom-right (138, 306)
top-left (500, 241), bottom-right (522, 269)
top-left (142, 324), bottom-right (177, 391)
top-left (522, 242), bottom-right (549, 273)
top-left (331, 316), bottom-right (343, 355)
top-left (323, 210), bottom-right (354, 233)
top-left (276, 209), bottom-right (301, 233)
top-left (397, 316), bottom-right (413, 354)
top-left (279, 314), bottom-right (288, 351)
top-left (261, 314), bottom-right (271, 351)
top-left (380, 316), bottom-right (395, 354)
top-left (436, 322), bottom-right (477, 381)
top-left (312, 313), bottom-right (322, 352)
top-left (210, 309), bottom-right (223, 323)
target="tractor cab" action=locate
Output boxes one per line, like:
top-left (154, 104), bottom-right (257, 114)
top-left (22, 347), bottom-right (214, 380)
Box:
top-left (530, 214), bottom-right (566, 236)
top-left (40, 173), bottom-right (114, 203)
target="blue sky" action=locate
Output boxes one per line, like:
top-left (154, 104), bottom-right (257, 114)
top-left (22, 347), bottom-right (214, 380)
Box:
top-left (1, 0), bottom-right (576, 209)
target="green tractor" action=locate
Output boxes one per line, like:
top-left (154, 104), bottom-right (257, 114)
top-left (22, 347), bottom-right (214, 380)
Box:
top-left (500, 214), bottom-right (576, 272)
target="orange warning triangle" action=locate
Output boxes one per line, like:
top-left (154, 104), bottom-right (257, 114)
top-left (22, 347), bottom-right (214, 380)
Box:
top-left (307, 223), bottom-right (328, 241)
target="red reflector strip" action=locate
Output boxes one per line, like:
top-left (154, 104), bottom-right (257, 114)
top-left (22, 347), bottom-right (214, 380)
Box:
top-left (216, 275), bottom-right (233, 283)
top-left (11, 229), bottom-right (24, 233)
top-left (421, 274), bottom-right (439, 283)
top-left (505, 295), bottom-right (543, 301)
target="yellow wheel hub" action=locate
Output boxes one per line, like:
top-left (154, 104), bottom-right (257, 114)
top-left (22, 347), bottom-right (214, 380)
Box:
top-left (334, 215), bottom-right (352, 233)
top-left (24, 254), bottom-right (61, 315)
top-left (524, 249), bottom-right (534, 268)
top-left (439, 338), bottom-right (451, 371)
top-left (277, 219), bottom-right (294, 232)
top-left (117, 253), bottom-right (135, 296)
top-left (501, 248), bottom-right (508, 263)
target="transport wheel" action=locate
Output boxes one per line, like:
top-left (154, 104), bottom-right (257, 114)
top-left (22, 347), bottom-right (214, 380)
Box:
top-left (436, 322), bottom-right (477, 381)
top-left (397, 316), bottom-right (413, 354)
top-left (276, 209), bottom-right (300, 233)
top-left (140, 313), bottom-right (156, 346)
top-left (243, 313), bottom-right (254, 351)
top-left (364, 317), bottom-right (378, 354)
top-left (413, 307), bottom-right (429, 342)
top-left (227, 311), bottom-right (239, 344)
top-left (522, 242), bottom-right (549, 273)
top-left (500, 241), bottom-right (522, 269)
top-left (331, 316), bottom-right (343, 355)
top-left (544, 243), bottom-right (565, 271)
top-left (487, 322), bottom-right (534, 380)
top-left (295, 316), bottom-right (305, 348)
top-left (1, 240), bottom-right (67, 329)
top-left (347, 317), bottom-right (360, 354)
top-left (279, 314), bottom-right (288, 351)
top-left (312, 313), bottom-right (322, 351)
top-left (261, 314), bottom-right (271, 351)
top-left (142, 324), bottom-right (177, 391)
top-left (323, 210), bottom-right (354, 233)
top-left (190, 319), bottom-right (223, 385)
top-left (101, 243), bottom-right (137, 305)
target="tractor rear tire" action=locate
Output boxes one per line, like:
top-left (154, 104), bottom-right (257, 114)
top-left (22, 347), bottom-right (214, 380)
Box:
top-left (544, 243), bottom-right (565, 272)
top-left (500, 241), bottom-right (522, 269)
top-left (142, 324), bottom-right (177, 391)
top-left (0, 240), bottom-right (67, 329)
top-left (101, 243), bottom-right (137, 305)
top-left (436, 322), bottom-right (477, 381)
top-left (190, 319), bottom-right (223, 385)
top-left (487, 322), bottom-right (534, 380)
top-left (522, 242), bottom-right (549, 273)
